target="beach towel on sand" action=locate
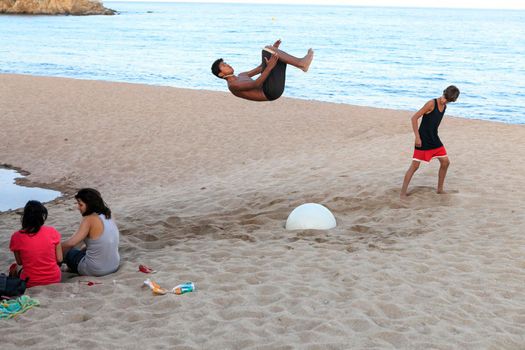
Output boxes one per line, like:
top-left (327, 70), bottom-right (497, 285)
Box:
top-left (0, 295), bottom-right (40, 319)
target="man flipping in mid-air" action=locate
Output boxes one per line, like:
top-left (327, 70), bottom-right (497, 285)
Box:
top-left (211, 39), bottom-right (314, 102)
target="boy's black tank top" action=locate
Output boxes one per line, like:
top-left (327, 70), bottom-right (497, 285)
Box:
top-left (416, 99), bottom-right (446, 150)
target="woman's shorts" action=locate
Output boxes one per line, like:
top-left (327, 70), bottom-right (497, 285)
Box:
top-left (64, 248), bottom-right (86, 274)
top-left (413, 146), bottom-right (448, 163)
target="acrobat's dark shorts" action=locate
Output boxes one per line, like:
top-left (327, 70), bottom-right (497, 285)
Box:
top-left (261, 48), bottom-right (287, 101)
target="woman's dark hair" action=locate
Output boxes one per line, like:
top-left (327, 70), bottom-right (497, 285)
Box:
top-left (443, 85), bottom-right (460, 102)
top-left (75, 188), bottom-right (111, 219)
top-left (20, 200), bottom-right (48, 234)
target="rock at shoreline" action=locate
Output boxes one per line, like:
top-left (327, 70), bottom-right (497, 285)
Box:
top-left (0, 0), bottom-right (116, 15)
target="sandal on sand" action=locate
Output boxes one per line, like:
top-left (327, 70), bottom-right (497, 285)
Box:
top-left (138, 264), bottom-right (156, 274)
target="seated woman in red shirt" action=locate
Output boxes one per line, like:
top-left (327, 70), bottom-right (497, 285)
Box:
top-left (9, 200), bottom-right (63, 288)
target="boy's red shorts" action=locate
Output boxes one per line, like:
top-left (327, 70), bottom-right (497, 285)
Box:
top-left (413, 146), bottom-right (447, 163)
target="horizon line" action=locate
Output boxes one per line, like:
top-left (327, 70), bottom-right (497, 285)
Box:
top-left (106, 0), bottom-right (525, 11)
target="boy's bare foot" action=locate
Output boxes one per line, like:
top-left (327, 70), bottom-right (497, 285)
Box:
top-left (439, 189), bottom-right (458, 194)
top-left (302, 49), bottom-right (314, 72)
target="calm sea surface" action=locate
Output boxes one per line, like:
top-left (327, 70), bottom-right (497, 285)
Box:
top-left (1, 2), bottom-right (524, 123)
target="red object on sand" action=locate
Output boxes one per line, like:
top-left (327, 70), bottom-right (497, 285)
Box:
top-left (139, 264), bottom-right (156, 274)
top-left (79, 281), bottom-right (102, 286)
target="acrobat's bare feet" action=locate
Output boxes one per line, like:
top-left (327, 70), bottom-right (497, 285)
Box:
top-left (302, 49), bottom-right (314, 72)
top-left (400, 192), bottom-right (409, 200)
top-left (437, 190), bottom-right (447, 194)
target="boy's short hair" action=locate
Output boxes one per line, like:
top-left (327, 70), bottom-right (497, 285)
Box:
top-left (211, 58), bottom-right (223, 78)
top-left (443, 85), bottom-right (460, 102)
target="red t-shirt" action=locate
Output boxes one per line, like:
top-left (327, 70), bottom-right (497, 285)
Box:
top-left (9, 226), bottom-right (62, 288)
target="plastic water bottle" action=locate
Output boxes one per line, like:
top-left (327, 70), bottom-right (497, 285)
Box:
top-left (172, 282), bottom-right (195, 295)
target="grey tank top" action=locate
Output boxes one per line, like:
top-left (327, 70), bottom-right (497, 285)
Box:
top-left (78, 214), bottom-right (120, 276)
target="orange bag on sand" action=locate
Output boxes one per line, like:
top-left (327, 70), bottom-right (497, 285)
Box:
top-left (143, 279), bottom-right (167, 295)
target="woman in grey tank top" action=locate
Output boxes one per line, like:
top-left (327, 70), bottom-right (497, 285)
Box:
top-left (62, 188), bottom-right (120, 276)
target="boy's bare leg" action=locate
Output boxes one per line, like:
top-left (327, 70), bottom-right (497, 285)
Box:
top-left (437, 156), bottom-right (450, 194)
top-left (400, 160), bottom-right (420, 198)
top-left (265, 45), bottom-right (314, 72)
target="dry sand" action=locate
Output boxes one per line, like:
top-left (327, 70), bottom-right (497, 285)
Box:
top-left (1, 74), bottom-right (524, 349)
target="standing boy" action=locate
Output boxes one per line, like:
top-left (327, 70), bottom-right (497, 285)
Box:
top-left (400, 85), bottom-right (460, 198)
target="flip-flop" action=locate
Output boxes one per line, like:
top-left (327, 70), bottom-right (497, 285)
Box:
top-left (138, 264), bottom-right (156, 274)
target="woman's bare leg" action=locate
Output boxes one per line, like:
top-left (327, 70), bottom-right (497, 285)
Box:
top-left (9, 263), bottom-right (21, 277)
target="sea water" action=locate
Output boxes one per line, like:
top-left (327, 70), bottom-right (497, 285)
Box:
top-left (0, 2), bottom-right (524, 123)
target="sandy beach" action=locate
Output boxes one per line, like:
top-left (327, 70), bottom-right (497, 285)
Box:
top-left (1, 74), bottom-right (524, 349)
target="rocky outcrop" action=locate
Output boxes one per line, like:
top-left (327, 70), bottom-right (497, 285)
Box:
top-left (0, 0), bottom-right (116, 15)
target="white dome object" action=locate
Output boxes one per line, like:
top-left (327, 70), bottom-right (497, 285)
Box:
top-left (285, 203), bottom-right (336, 230)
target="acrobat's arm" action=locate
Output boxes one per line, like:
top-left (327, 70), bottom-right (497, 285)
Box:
top-left (240, 64), bottom-right (263, 78)
top-left (239, 40), bottom-right (281, 77)
top-left (229, 54), bottom-right (279, 91)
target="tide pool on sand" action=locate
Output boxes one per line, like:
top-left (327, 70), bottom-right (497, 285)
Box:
top-left (0, 168), bottom-right (61, 212)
